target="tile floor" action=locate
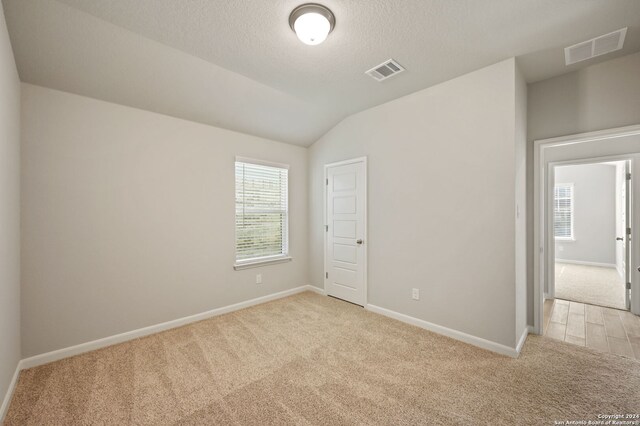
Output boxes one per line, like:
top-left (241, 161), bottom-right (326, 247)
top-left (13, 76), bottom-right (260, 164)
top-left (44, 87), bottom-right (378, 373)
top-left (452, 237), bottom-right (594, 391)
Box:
top-left (543, 298), bottom-right (640, 360)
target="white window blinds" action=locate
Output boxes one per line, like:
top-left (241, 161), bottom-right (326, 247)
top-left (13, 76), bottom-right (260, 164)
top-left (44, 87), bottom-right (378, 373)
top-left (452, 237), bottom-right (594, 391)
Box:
top-left (554, 184), bottom-right (573, 239)
top-left (235, 160), bottom-right (289, 263)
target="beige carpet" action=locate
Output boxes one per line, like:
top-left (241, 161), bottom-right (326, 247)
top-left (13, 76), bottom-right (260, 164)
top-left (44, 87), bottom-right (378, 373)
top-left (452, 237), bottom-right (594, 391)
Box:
top-left (5, 292), bottom-right (640, 425)
top-left (555, 262), bottom-right (626, 309)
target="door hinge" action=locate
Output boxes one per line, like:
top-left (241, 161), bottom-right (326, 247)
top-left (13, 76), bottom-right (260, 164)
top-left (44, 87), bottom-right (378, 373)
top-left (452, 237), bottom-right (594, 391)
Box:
top-left (325, 272), bottom-right (328, 279)
top-left (627, 282), bottom-right (631, 290)
top-left (627, 227), bottom-right (632, 235)
top-left (326, 178), bottom-right (328, 185)
top-left (325, 225), bottom-right (328, 232)
top-left (627, 173), bottom-right (631, 180)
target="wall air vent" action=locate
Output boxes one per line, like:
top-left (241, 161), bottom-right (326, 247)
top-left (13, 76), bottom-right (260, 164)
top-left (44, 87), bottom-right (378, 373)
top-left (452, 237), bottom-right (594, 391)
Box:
top-left (365, 59), bottom-right (405, 82)
top-left (564, 28), bottom-right (627, 66)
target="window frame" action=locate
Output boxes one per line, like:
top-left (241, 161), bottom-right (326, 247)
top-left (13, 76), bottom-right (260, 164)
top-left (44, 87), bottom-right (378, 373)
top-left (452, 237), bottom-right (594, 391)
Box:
top-left (233, 157), bottom-right (292, 270)
top-left (553, 183), bottom-right (575, 241)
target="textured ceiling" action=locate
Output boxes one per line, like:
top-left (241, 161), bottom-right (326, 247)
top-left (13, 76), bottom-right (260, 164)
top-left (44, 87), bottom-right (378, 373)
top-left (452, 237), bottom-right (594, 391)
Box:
top-left (3, 0), bottom-right (640, 146)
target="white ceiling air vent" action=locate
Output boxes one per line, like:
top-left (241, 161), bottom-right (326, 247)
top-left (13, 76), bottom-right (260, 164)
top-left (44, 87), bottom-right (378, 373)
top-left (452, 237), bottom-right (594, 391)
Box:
top-left (564, 28), bottom-right (627, 66)
top-left (365, 59), bottom-right (405, 82)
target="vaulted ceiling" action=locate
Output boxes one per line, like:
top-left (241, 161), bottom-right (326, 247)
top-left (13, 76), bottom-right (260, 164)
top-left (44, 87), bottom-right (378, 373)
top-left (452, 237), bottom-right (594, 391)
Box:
top-left (3, 0), bottom-right (640, 145)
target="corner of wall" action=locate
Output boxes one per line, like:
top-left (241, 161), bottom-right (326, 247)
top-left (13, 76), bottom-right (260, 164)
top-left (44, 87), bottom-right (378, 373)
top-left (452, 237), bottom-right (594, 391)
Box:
top-left (513, 58), bottom-right (528, 341)
top-left (0, 0), bottom-right (22, 420)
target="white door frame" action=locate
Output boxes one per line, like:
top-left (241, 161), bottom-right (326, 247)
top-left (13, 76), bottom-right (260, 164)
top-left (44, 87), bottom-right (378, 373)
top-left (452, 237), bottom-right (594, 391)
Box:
top-left (323, 157), bottom-right (368, 305)
top-left (534, 124), bottom-right (640, 335)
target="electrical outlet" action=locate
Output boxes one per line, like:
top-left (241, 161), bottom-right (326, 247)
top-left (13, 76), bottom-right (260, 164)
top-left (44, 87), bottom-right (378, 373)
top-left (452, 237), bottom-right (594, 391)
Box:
top-left (256, 274), bottom-right (262, 284)
top-left (412, 288), bottom-right (419, 300)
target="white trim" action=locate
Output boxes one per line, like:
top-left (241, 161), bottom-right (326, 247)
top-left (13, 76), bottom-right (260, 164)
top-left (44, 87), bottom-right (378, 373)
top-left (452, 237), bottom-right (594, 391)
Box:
top-left (323, 156), bottom-right (368, 306)
top-left (365, 304), bottom-right (522, 358)
top-left (555, 259), bottom-right (617, 268)
top-left (535, 125), bottom-right (640, 148)
top-left (323, 157), bottom-right (369, 169)
top-left (516, 327), bottom-right (529, 354)
top-left (233, 256), bottom-right (292, 270)
top-left (234, 159), bottom-right (290, 267)
top-left (534, 124), bottom-right (640, 335)
top-left (235, 156), bottom-right (290, 170)
top-left (19, 285), bottom-right (314, 370)
top-left (306, 285), bottom-right (326, 295)
top-left (0, 362), bottom-right (22, 422)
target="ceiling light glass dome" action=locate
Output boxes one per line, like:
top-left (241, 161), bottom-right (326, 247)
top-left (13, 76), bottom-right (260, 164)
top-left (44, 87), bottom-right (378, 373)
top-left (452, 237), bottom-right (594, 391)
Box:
top-left (289, 4), bottom-right (335, 46)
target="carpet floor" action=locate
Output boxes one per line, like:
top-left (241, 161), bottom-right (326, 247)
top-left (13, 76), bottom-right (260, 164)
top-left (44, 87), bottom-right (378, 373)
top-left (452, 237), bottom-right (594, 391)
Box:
top-left (555, 262), bottom-right (626, 309)
top-left (5, 292), bottom-right (640, 425)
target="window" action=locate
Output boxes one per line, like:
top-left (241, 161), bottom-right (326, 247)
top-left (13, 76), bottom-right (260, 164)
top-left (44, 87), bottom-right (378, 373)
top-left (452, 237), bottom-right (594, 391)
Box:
top-left (235, 158), bottom-right (290, 269)
top-left (554, 183), bottom-right (574, 240)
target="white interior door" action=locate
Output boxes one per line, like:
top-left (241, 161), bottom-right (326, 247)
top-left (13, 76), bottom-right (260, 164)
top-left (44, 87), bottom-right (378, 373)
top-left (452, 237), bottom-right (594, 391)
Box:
top-left (624, 160), bottom-right (631, 310)
top-left (616, 163), bottom-right (625, 278)
top-left (325, 158), bottom-right (367, 306)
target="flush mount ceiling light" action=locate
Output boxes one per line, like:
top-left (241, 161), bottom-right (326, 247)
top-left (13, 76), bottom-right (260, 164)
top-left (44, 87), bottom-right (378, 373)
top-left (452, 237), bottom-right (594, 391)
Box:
top-left (289, 3), bottom-right (335, 46)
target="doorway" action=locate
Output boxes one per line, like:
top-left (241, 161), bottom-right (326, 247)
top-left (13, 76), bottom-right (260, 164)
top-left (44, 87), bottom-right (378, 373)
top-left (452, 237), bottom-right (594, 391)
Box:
top-left (553, 160), bottom-right (630, 311)
top-left (534, 125), bottom-right (640, 338)
top-left (324, 157), bottom-right (367, 306)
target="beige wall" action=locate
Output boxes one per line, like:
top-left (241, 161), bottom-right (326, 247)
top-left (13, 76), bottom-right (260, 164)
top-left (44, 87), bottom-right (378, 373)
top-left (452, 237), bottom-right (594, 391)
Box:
top-left (554, 164), bottom-right (616, 265)
top-left (20, 84), bottom-right (308, 357)
top-left (515, 63), bottom-right (527, 342)
top-left (0, 1), bottom-right (20, 409)
top-left (309, 59), bottom-right (523, 348)
top-left (526, 52), bottom-right (640, 324)
top-left (17, 50), bottom-right (639, 359)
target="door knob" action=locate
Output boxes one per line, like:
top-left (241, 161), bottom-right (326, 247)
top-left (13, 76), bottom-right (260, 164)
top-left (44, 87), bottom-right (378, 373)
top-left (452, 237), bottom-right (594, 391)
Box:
top-left (617, 237), bottom-right (624, 241)
top-left (356, 239), bottom-right (363, 245)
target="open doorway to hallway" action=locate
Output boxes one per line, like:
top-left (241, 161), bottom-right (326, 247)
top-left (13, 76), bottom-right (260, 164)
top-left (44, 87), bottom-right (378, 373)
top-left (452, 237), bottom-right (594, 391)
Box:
top-left (553, 160), bottom-right (630, 311)
top-left (533, 126), bottom-right (640, 347)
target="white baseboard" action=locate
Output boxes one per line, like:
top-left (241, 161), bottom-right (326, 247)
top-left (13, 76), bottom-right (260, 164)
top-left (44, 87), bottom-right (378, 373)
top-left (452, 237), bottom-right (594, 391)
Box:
top-left (556, 259), bottom-right (616, 269)
top-left (20, 285), bottom-right (315, 370)
top-left (516, 327), bottom-right (529, 354)
top-left (0, 361), bottom-right (22, 422)
top-left (306, 285), bottom-right (326, 295)
top-left (365, 304), bottom-right (522, 358)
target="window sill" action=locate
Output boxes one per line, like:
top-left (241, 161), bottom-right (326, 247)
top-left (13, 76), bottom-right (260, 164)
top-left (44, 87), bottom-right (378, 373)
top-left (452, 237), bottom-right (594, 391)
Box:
top-left (555, 237), bottom-right (575, 242)
top-left (234, 256), bottom-right (292, 270)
